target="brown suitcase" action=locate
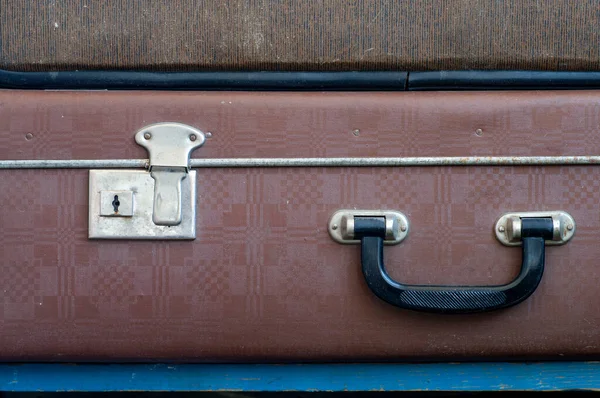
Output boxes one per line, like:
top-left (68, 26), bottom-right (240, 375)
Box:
top-left (1, 89), bottom-right (599, 362)
top-left (1, 0), bottom-right (599, 72)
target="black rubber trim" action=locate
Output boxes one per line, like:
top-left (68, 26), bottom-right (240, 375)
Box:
top-left (408, 71), bottom-right (600, 91)
top-left (355, 217), bottom-right (552, 314)
top-left (3, 69), bottom-right (600, 91)
top-left (0, 70), bottom-right (407, 91)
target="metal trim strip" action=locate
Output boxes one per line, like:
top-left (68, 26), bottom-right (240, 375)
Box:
top-left (1, 156), bottom-right (600, 169)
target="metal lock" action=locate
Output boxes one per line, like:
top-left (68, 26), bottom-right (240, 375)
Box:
top-left (89, 123), bottom-right (205, 239)
top-left (495, 211), bottom-right (575, 246)
top-left (328, 210), bottom-right (410, 245)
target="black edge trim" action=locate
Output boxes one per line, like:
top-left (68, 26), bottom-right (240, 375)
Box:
top-left (3, 69), bottom-right (600, 91)
top-left (0, 70), bottom-right (408, 91)
top-left (408, 71), bottom-right (600, 91)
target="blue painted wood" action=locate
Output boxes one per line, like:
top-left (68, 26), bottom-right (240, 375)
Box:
top-left (1, 362), bottom-right (600, 392)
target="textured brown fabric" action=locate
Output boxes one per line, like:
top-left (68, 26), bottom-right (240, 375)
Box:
top-left (1, 90), bottom-right (600, 361)
top-left (1, 1), bottom-right (599, 72)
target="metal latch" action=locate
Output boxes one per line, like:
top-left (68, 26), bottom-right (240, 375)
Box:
top-left (328, 210), bottom-right (410, 245)
top-left (495, 211), bottom-right (575, 246)
top-left (89, 123), bottom-right (205, 239)
top-left (135, 124), bottom-right (205, 226)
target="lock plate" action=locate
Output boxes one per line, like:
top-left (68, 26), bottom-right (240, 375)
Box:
top-left (89, 170), bottom-right (196, 239)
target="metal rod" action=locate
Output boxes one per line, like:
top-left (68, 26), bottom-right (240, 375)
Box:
top-left (0, 159), bottom-right (148, 169)
top-left (190, 156), bottom-right (600, 168)
top-left (2, 156), bottom-right (600, 170)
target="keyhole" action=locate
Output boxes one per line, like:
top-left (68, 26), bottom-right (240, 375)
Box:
top-left (112, 195), bottom-right (120, 213)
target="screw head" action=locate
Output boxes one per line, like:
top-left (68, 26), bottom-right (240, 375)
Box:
top-left (400, 225), bottom-right (407, 232)
top-left (332, 224), bottom-right (338, 230)
top-left (189, 134), bottom-right (197, 142)
top-left (567, 224), bottom-right (574, 231)
top-left (143, 132), bottom-right (152, 140)
top-left (498, 225), bottom-right (506, 233)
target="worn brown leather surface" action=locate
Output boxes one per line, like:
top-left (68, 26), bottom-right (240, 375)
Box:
top-left (1, 90), bottom-right (600, 361)
top-left (1, 1), bottom-right (599, 72)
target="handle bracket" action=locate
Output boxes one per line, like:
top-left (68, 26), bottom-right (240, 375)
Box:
top-left (328, 209), bottom-right (409, 245)
top-left (495, 211), bottom-right (575, 246)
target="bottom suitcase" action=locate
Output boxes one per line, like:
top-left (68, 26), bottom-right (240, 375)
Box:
top-left (0, 90), bottom-right (599, 361)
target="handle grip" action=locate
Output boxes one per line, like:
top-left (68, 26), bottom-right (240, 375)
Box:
top-left (356, 217), bottom-right (552, 314)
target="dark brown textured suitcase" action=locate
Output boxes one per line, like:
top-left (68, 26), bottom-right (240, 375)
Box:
top-left (1, 89), bottom-right (600, 361)
top-left (1, 0), bottom-right (599, 71)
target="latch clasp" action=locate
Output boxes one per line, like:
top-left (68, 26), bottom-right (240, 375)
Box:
top-left (135, 123), bottom-right (206, 226)
top-left (89, 122), bottom-right (205, 240)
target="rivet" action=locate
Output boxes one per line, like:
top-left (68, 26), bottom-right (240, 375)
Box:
top-left (189, 134), bottom-right (197, 142)
top-left (25, 133), bottom-right (34, 140)
top-left (352, 129), bottom-right (360, 137)
top-left (498, 226), bottom-right (506, 233)
top-left (567, 224), bottom-right (574, 231)
top-left (143, 132), bottom-right (152, 140)
top-left (206, 132), bottom-right (213, 138)
top-left (400, 225), bottom-right (407, 232)
top-left (475, 129), bottom-right (483, 137)
top-left (332, 224), bottom-right (338, 230)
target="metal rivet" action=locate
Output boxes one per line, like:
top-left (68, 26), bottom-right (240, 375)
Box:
top-left (567, 224), bottom-right (574, 231)
top-left (25, 133), bottom-right (34, 140)
top-left (400, 225), bottom-right (407, 232)
top-left (475, 129), bottom-right (483, 137)
top-left (352, 129), bottom-right (360, 137)
top-left (206, 132), bottom-right (213, 138)
top-left (498, 226), bottom-right (506, 233)
top-left (143, 132), bottom-right (152, 140)
top-left (189, 134), bottom-right (197, 142)
top-left (332, 224), bottom-right (338, 230)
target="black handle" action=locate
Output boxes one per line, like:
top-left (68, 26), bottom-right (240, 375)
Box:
top-left (355, 217), bottom-right (554, 314)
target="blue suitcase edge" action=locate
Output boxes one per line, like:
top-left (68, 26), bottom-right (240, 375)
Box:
top-left (0, 362), bottom-right (598, 392)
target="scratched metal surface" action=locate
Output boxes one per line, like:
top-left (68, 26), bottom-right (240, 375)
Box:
top-left (1, 90), bottom-right (600, 361)
top-left (6, 155), bottom-right (600, 169)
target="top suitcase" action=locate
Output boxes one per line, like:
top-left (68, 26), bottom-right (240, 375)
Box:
top-left (1, 0), bottom-right (599, 72)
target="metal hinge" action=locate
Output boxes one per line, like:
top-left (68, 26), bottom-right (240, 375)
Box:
top-left (89, 123), bottom-right (205, 239)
